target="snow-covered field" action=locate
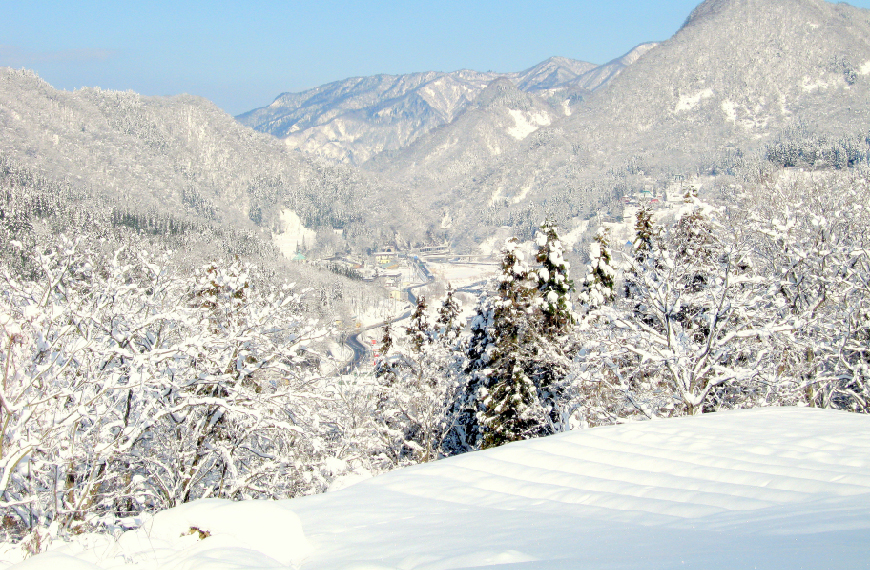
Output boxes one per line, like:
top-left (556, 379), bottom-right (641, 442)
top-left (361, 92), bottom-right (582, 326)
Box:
top-left (6, 407), bottom-right (869, 569)
top-left (426, 262), bottom-right (498, 289)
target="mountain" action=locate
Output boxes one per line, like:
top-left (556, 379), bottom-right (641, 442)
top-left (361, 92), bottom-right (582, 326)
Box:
top-left (0, 68), bottom-right (402, 257)
top-left (563, 42), bottom-right (659, 92)
top-left (235, 54), bottom-right (641, 166)
top-left (6, 0), bottom-right (870, 257)
top-left (513, 55), bottom-right (599, 92)
top-left (365, 78), bottom-right (559, 185)
top-left (359, 0), bottom-right (870, 247)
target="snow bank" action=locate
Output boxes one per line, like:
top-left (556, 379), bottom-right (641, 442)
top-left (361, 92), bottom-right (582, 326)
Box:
top-left (9, 408), bottom-right (870, 569)
top-left (5, 499), bottom-right (310, 570)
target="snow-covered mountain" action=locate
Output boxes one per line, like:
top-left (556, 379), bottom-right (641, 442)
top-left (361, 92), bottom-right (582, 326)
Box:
top-left (359, 0), bottom-right (870, 247)
top-left (365, 78), bottom-right (559, 184)
top-left (562, 41), bottom-right (658, 92)
top-left (7, 407), bottom-right (869, 569)
top-left (0, 68), bottom-right (400, 257)
top-left (5, 0), bottom-right (870, 255)
top-left (235, 53), bottom-right (640, 165)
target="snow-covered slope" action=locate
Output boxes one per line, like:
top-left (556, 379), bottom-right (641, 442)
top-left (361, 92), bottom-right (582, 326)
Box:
top-left (235, 54), bottom-right (634, 165)
top-left (371, 0), bottom-right (870, 248)
top-left (0, 68), bottom-right (381, 247)
top-left (8, 407), bottom-right (870, 569)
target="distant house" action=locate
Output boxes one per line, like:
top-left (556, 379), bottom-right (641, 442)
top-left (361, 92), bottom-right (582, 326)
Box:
top-left (419, 243), bottom-right (450, 255)
top-left (373, 250), bottom-right (398, 264)
top-left (389, 289), bottom-right (406, 301)
top-left (291, 252), bottom-right (306, 261)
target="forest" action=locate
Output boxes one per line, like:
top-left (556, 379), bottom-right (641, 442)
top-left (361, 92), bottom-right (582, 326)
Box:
top-left (2, 134), bottom-right (868, 550)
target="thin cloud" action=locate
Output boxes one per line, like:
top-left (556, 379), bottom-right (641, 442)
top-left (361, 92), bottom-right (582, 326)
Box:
top-left (0, 45), bottom-right (115, 66)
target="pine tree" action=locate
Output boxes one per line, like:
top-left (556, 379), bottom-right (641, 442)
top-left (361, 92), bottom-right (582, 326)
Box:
top-left (381, 318), bottom-right (393, 356)
top-left (633, 206), bottom-right (655, 263)
top-left (578, 227), bottom-right (615, 310)
top-left (405, 296), bottom-right (431, 354)
top-left (477, 239), bottom-right (542, 448)
top-left (625, 206), bottom-right (657, 302)
top-left (534, 218), bottom-right (575, 333)
top-left (436, 284), bottom-right (462, 343)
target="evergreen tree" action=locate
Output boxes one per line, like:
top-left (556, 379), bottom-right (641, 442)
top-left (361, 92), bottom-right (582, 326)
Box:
top-left (578, 227), bottom-right (616, 310)
top-left (534, 218), bottom-right (575, 333)
top-left (436, 284), bottom-right (462, 343)
top-left (624, 205), bottom-right (657, 303)
top-left (405, 296), bottom-right (431, 354)
top-left (381, 318), bottom-right (393, 356)
top-left (476, 239), bottom-right (543, 448)
top-left (450, 238), bottom-right (568, 451)
top-left (633, 206), bottom-right (655, 263)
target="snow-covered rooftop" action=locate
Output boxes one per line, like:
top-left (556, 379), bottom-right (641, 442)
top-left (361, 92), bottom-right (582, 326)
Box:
top-left (7, 407), bottom-right (870, 569)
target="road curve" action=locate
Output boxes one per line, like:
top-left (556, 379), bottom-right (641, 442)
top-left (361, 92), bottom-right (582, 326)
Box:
top-left (339, 257), bottom-right (434, 374)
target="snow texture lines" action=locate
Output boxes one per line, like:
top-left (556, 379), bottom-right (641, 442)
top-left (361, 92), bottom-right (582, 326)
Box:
top-left (9, 407), bottom-right (870, 569)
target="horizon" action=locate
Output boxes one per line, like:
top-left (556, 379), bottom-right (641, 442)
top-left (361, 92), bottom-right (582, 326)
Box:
top-left (9, 0), bottom-right (868, 116)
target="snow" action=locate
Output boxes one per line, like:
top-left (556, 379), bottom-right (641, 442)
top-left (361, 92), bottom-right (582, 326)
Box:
top-left (721, 99), bottom-right (738, 122)
top-left (506, 110), bottom-right (550, 141)
top-left (272, 209), bottom-right (317, 258)
top-left (801, 75), bottom-right (843, 92)
top-left (861, 60), bottom-right (870, 75)
top-left (10, 553), bottom-right (100, 570)
top-left (487, 186), bottom-right (503, 207)
top-left (426, 262), bottom-right (498, 288)
top-left (557, 219), bottom-right (589, 250)
top-left (8, 408), bottom-right (870, 569)
top-left (510, 185), bottom-right (531, 204)
top-left (674, 88), bottom-right (713, 112)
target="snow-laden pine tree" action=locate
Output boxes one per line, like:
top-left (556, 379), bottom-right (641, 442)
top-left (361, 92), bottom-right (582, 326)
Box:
top-left (534, 218), bottom-right (574, 333)
top-left (451, 231), bottom-right (574, 452)
top-left (577, 227), bottom-right (615, 311)
top-left (475, 239), bottom-right (546, 448)
top-left (632, 206), bottom-right (655, 262)
top-left (405, 295), bottom-right (431, 353)
top-left (435, 284), bottom-right (462, 342)
top-left (381, 317), bottom-right (394, 356)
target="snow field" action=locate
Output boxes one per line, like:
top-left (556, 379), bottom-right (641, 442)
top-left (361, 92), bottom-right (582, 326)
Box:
top-left (425, 262), bottom-right (498, 290)
top-left (8, 407), bottom-right (870, 569)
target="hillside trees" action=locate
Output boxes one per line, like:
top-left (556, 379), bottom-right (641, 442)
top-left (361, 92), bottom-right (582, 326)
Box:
top-left (374, 293), bottom-right (462, 463)
top-left (452, 221), bottom-right (576, 451)
top-left (0, 233), bottom-right (357, 539)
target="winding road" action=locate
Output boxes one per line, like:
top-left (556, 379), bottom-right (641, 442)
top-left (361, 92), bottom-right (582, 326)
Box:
top-left (339, 256), bottom-right (434, 374)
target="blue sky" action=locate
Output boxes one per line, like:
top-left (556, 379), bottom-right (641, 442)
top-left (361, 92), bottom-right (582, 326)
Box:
top-left (2, 0), bottom-right (869, 115)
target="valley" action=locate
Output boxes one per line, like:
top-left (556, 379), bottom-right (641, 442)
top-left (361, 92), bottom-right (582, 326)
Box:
top-left (2, 0), bottom-right (870, 568)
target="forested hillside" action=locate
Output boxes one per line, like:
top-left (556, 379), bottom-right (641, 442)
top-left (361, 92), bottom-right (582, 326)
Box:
top-left (0, 68), bottom-right (417, 255)
top-left (249, 0), bottom-right (870, 250)
top-left (2, 0), bottom-right (870, 563)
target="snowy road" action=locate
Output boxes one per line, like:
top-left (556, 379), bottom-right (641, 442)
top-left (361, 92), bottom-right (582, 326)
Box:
top-left (340, 258), bottom-right (434, 374)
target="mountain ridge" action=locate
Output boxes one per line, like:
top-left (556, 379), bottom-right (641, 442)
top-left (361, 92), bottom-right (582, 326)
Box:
top-left (355, 0), bottom-right (870, 248)
top-left (235, 51), bottom-right (649, 165)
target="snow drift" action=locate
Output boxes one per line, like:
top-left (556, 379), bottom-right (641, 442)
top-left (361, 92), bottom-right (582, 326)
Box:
top-left (5, 407), bottom-right (869, 569)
